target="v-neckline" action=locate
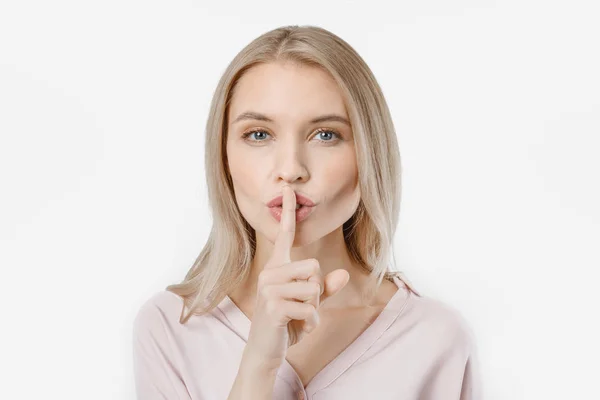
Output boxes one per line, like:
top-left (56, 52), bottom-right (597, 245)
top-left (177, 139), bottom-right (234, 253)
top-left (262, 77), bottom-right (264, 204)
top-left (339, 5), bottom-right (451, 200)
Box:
top-left (218, 274), bottom-right (413, 395)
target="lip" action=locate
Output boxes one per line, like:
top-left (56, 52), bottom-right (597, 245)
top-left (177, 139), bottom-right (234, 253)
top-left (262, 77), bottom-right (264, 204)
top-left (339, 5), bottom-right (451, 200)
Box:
top-left (267, 192), bottom-right (316, 208)
top-left (268, 203), bottom-right (316, 223)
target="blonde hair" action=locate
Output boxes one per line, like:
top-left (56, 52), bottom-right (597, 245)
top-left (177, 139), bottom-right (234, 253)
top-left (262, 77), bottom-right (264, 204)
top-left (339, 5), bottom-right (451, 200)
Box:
top-left (167, 24), bottom-right (405, 324)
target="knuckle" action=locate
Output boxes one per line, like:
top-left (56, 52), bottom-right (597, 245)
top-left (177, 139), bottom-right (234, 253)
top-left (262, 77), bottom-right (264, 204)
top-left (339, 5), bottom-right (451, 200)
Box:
top-left (304, 303), bottom-right (316, 316)
top-left (311, 258), bottom-right (320, 273)
top-left (312, 282), bottom-right (321, 296)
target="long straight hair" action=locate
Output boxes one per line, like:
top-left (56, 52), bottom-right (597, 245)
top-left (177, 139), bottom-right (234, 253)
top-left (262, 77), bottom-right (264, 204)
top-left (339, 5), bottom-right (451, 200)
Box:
top-left (167, 25), bottom-right (405, 324)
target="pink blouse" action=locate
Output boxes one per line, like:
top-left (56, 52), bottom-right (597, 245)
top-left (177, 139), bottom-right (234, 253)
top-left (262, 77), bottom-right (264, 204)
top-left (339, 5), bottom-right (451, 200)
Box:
top-left (133, 273), bottom-right (482, 399)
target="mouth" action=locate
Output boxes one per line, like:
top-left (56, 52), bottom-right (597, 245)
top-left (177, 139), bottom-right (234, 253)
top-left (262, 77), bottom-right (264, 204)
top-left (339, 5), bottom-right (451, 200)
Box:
top-left (266, 192), bottom-right (316, 208)
top-left (266, 191), bottom-right (317, 223)
top-left (271, 203), bottom-right (310, 210)
top-left (268, 203), bottom-right (316, 223)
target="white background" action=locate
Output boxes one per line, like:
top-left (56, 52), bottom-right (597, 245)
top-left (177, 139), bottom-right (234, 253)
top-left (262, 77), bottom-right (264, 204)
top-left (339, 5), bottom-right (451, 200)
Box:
top-left (1, 0), bottom-right (598, 398)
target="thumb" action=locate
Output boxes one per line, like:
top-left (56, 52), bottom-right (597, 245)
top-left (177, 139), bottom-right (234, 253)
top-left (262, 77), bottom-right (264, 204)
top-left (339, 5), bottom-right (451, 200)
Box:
top-left (320, 269), bottom-right (350, 305)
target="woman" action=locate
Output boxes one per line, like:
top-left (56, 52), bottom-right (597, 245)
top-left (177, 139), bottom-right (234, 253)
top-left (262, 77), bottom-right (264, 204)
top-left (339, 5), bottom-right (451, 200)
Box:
top-left (133, 25), bottom-right (482, 399)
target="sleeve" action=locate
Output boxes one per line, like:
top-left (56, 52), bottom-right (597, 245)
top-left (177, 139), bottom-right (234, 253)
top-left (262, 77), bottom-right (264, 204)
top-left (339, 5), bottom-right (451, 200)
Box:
top-left (459, 329), bottom-right (484, 400)
top-left (132, 299), bottom-right (192, 400)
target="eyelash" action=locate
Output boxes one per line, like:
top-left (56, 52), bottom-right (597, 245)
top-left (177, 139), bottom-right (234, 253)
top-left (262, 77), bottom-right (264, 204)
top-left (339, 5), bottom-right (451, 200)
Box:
top-left (241, 128), bottom-right (342, 145)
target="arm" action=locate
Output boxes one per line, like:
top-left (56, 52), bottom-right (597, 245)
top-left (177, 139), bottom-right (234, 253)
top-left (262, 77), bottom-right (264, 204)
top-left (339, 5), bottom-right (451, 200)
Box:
top-left (459, 330), bottom-right (484, 400)
top-left (227, 346), bottom-right (280, 400)
top-left (132, 300), bottom-right (192, 400)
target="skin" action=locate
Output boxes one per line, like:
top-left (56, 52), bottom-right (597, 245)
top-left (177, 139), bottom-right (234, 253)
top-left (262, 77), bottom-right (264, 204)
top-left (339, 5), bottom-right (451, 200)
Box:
top-left (225, 61), bottom-right (393, 312)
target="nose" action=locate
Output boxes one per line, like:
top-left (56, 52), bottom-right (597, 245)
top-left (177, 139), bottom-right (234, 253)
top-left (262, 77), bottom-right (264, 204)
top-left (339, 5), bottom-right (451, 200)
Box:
top-left (272, 140), bottom-right (309, 184)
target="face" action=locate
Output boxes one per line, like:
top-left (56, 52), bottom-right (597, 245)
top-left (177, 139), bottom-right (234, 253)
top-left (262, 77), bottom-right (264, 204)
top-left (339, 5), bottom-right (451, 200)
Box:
top-left (226, 61), bottom-right (360, 247)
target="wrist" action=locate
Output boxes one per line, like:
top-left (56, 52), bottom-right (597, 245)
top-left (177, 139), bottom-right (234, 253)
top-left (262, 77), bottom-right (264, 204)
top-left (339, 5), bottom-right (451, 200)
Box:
top-left (241, 347), bottom-right (282, 375)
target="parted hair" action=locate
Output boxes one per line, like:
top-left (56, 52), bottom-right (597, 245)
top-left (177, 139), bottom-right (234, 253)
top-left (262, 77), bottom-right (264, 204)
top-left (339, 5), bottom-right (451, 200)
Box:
top-left (167, 24), bottom-right (405, 324)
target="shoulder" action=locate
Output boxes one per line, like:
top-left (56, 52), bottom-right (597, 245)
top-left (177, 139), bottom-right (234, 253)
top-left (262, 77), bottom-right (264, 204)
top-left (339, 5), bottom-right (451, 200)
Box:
top-left (132, 290), bottom-right (185, 338)
top-left (404, 292), bottom-right (478, 355)
top-left (394, 273), bottom-right (476, 351)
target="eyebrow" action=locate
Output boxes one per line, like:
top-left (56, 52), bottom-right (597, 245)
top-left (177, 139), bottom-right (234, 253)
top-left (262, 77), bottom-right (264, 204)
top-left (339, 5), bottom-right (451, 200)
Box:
top-left (232, 111), bottom-right (351, 126)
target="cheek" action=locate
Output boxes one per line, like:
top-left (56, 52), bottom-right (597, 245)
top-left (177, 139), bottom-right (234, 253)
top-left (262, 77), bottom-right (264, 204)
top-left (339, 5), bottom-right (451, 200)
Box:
top-left (319, 152), bottom-right (360, 210)
top-left (226, 145), bottom-right (269, 221)
top-left (227, 144), bottom-right (260, 186)
top-left (227, 146), bottom-right (251, 199)
top-left (324, 150), bottom-right (358, 188)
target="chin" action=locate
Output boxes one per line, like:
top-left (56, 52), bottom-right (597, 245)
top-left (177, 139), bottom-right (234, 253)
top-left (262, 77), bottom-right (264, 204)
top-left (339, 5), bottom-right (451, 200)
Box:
top-left (289, 228), bottom-right (319, 247)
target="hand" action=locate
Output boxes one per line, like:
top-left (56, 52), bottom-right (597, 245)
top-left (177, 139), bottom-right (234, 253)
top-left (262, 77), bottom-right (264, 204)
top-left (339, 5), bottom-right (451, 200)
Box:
top-left (244, 185), bottom-right (350, 369)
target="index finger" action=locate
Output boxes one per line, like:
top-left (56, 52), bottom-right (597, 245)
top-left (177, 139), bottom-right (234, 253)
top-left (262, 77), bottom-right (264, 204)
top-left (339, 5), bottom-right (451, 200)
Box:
top-left (270, 185), bottom-right (296, 265)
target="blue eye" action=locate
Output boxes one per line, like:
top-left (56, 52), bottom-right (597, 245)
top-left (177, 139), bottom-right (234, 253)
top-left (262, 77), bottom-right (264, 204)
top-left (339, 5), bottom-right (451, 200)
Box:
top-left (316, 130), bottom-right (336, 141)
top-left (243, 131), bottom-right (270, 141)
top-left (241, 128), bottom-right (341, 144)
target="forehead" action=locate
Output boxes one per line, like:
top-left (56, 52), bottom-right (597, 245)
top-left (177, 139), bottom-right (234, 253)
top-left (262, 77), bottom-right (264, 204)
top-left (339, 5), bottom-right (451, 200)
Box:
top-left (228, 62), bottom-right (347, 124)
